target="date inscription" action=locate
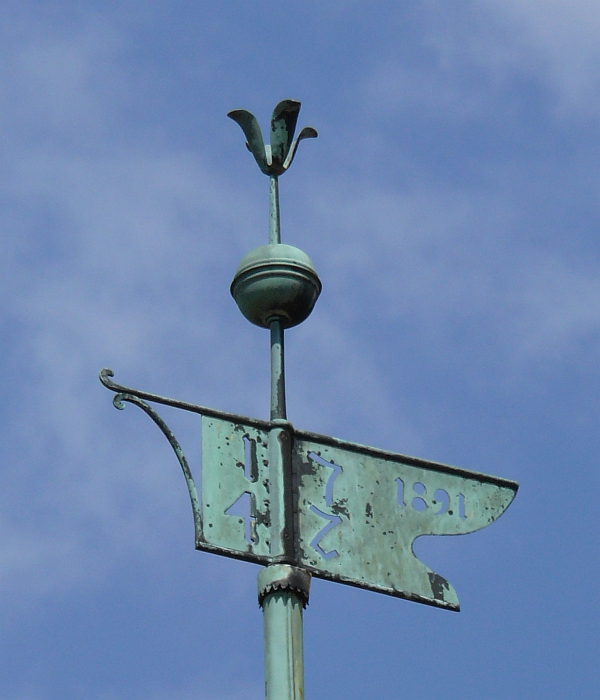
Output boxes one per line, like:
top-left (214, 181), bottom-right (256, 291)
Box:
top-left (396, 478), bottom-right (468, 519)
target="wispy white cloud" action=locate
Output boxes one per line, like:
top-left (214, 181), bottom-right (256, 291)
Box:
top-left (489, 0), bottom-right (600, 115)
top-left (0, 0), bottom-right (597, 659)
top-left (0, 6), bottom-right (263, 609)
top-left (303, 175), bottom-right (600, 376)
top-left (361, 0), bottom-right (600, 119)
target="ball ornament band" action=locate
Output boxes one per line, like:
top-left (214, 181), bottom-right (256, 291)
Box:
top-left (231, 244), bottom-right (321, 329)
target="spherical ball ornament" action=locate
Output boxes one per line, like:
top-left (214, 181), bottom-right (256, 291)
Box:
top-left (231, 244), bottom-right (322, 328)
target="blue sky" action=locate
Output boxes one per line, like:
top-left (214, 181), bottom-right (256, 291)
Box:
top-left (1, 1), bottom-right (599, 698)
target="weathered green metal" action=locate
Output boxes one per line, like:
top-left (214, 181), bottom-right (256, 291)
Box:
top-left (270, 321), bottom-right (287, 422)
top-left (258, 565), bottom-right (311, 607)
top-left (227, 100), bottom-right (318, 700)
top-left (231, 245), bottom-right (321, 329)
top-left (228, 100), bottom-right (317, 249)
top-left (261, 282), bottom-right (305, 698)
top-left (200, 413), bottom-right (517, 610)
top-left (229, 101), bottom-right (321, 330)
top-left (100, 367), bottom-right (270, 427)
top-left (100, 368), bottom-right (518, 612)
top-left (100, 368), bottom-right (269, 565)
top-left (258, 565), bottom-right (310, 700)
top-left (269, 177), bottom-right (280, 245)
top-left (201, 416), bottom-right (271, 557)
top-left (226, 99), bottom-right (320, 698)
top-left (111, 388), bottom-right (202, 545)
top-left (293, 430), bottom-right (517, 610)
top-left (100, 97), bottom-right (519, 700)
top-left (227, 99), bottom-right (317, 178)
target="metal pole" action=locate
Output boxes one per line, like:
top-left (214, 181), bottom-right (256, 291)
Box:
top-left (270, 320), bottom-right (286, 422)
top-left (259, 175), bottom-right (310, 700)
top-left (262, 592), bottom-right (304, 699)
top-left (269, 175), bottom-right (281, 245)
top-left (259, 564), bottom-right (310, 700)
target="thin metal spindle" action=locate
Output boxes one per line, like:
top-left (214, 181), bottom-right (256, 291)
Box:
top-left (227, 99), bottom-right (319, 700)
top-left (261, 172), bottom-right (305, 700)
top-left (270, 319), bottom-right (287, 421)
top-left (261, 587), bottom-right (305, 700)
top-left (269, 175), bottom-right (281, 245)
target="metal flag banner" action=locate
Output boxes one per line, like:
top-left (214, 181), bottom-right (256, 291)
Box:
top-left (101, 99), bottom-right (518, 700)
top-left (100, 379), bottom-right (517, 611)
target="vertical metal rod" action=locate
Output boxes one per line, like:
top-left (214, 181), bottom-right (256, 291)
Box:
top-left (270, 319), bottom-right (287, 421)
top-left (269, 175), bottom-right (281, 245)
top-left (262, 319), bottom-right (306, 700)
top-left (261, 587), bottom-right (306, 700)
top-left (260, 171), bottom-right (307, 700)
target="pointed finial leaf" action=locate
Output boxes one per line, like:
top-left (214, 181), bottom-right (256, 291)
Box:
top-left (282, 126), bottom-right (318, 171)
top-left (227, 109), bottom-right (269, 174)
top-left (228, 101), bottom-right (316, 176)
top-left (270, 99), bottom-right (301, 171)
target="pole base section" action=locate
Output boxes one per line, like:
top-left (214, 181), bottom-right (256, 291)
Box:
top-left (258, 564), bottom-right (311, 608)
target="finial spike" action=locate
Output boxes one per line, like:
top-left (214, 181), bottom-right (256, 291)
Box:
top-left (228, 100), bottom-right (317, 177)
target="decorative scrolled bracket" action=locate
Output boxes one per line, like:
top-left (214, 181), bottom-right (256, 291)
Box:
top-left (100, 369), bottom-right (206, 545)
top-left (100, 369), bottom-right (276, 565)
top-left (112, 391), bottom-right (202, 544)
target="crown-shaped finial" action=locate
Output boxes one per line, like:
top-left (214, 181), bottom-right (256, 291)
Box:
top-left (228, 99), bottom-right (317, 177)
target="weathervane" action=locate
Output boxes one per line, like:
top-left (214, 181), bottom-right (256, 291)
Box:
top-left (100, 100), bottom-right (518, 700)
